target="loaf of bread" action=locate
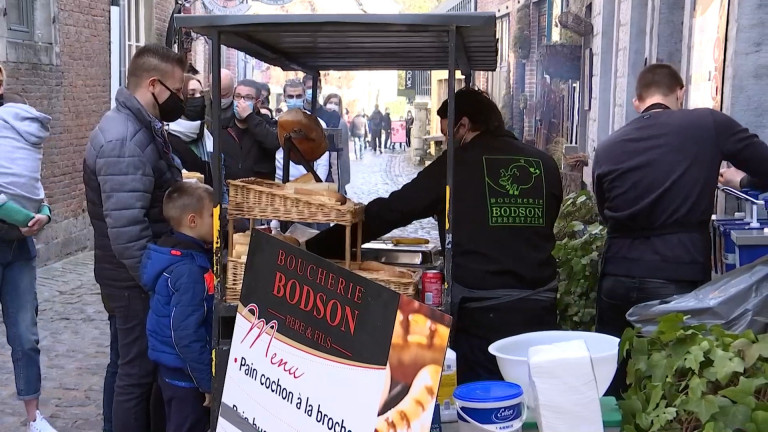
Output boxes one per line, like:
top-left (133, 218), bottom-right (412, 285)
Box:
top-left (232, 244), bottom-right (249, 260)
top-left (273, 233), bottom-right (301, 248)
top-left (360, 261), bottom-right (412, 279)
top-left (277, 109), bottom-right (328, 163)
top-left (290, 173), bottom-right (315, 184)
top-left (233, 232), bottom-right (251, 247)
top-left (292, 187), bottom-right (347, 205)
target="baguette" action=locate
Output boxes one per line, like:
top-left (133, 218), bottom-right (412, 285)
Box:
top-left (293, 187), bottom-right (347, 205)
top-left (273, 233), bottom-right (301, 248)
top-left (359, 261), bottom-right (410, 279)
top-left (290, 172), bottom-right (315, 184)
top-left (233, 244), bottom-right (249, 260)
top-left (233, 232), bottom-right (251, 246)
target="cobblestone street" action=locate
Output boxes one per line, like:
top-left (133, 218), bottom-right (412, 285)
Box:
top-left (0, 151), bottom-right (435, 431)
top-left (346, 149), bottom-right (440, 244)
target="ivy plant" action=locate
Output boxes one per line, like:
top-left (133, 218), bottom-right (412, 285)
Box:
top-left (554, 191), bottom-right (606, 331)
top-left (620, 314), bottom-right (768, 432)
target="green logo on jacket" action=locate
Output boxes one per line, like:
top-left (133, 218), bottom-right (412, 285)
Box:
top-left (484, 157), bottom-right (546, 226)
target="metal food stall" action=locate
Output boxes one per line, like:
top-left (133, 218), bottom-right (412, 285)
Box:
top-left (172, 12), bottom-right (499, 427)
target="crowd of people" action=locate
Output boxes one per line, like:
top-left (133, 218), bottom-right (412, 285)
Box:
top-left (3, 40), bottom-right (765, 432)
top-left (0, 43), bottom-right (419, 432)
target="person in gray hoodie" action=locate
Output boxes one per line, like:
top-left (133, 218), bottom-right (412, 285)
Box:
top-left (0, 94), bottom-right (58, 431)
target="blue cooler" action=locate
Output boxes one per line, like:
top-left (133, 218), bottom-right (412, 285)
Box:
top-left (718, 221), bottom-right (768, 273)
top-left (731, 229), bottom-right (768, 268)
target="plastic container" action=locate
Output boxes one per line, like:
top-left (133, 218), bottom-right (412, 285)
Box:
top-left (438, 348), bottom-right (458, 422)
top-left (488, 331), bottom-right (619, 410)
top-left (453, 381), bottom-right (526, 432)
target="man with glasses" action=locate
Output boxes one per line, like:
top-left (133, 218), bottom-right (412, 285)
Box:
top-left (220, 79), bottom-right (280, 182)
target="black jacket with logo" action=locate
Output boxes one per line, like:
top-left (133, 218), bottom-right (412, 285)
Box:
top-left (307, 129), bottom-right (563, 291)
top-left (593, 108), bottom-right (768, 282)
top-left (220, 112), bottom-right (280, 181)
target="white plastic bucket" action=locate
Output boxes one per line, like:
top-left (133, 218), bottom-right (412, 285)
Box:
top-left (453, 381), bottom-right (526, 432)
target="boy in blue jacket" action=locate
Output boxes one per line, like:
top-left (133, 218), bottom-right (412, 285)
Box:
top-left (140, 181), bottom-right (215, 432)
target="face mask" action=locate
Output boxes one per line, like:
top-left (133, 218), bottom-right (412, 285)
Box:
top-left (221, 96), bottom-right (233, 109)
top-left (286, 98), bottom-right (304, 110)
top-left (152, 80), bottom-right (185, 123)
top-left (0, 93), bottom-right (4, 107)
top-left (305, 89), bottom-right (314, 103)
top-left (234, 101), bottom-right (254, 120)
top-left (184, 96), bottom-right (206, 121)
top-left (326, 103), bottom-right (339, 112)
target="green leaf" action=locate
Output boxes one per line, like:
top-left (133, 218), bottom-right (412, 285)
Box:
top-left (680, 394), bottom-right (720, 423)
top-left (715, 403), bottom-right (753, 429)
top-left (711, 348), bottom-right (745, 384)
top-left (684, 345), bottom-right (706, 373)
top-left (688, 375), bottom-right (705, 400)
top-left (753, 411), bottom-right (768, 432)
top-left (742, 337), bottom-right (768, 368)
top-left (719, 377), bottom-right (760, 408)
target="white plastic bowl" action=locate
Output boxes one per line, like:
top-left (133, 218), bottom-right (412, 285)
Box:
top-left (488, 331), bottom-right (620, 407)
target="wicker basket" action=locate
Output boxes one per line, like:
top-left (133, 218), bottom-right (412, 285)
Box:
top-left (339, 262), bottom-right (421, 298)
top-left (225, 257), bottom-right (247, 303)
top-left (228, 178), bottom-right (364, 224)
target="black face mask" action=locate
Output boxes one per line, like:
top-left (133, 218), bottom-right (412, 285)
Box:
top-left (152, 79), bottom-right (185, 122)
top-left (184, 96), bottom-right (206, 121)
top-left (0, 93), bottom-right (4, 107)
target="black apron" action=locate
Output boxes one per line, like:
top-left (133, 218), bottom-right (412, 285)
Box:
top-left (450, 280), bottom-right (559, 384)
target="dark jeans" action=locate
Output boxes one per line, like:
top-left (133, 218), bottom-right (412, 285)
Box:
top-left (101, 287), bottom-right (164, 432)
top-left (595, 275), bottom-right (702, 397)
top-left (158, 378), bottom-right (209, 432)
top-left (384, 130), bottom-right (391, 148)
top-left (452, 294), bottom-right (558, 385)
top-left (103, 315), bottom-right (118, 432)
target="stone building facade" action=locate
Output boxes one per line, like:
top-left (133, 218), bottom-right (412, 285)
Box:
top-left (581, 0), bottom-right (768, 185)
top-left (1, 0), bottom-right (174, 264)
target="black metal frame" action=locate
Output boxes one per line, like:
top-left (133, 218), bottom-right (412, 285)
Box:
top-left (180, 13), bottom-right (497, 427)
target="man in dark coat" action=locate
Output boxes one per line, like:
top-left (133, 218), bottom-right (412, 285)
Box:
top-left (84, 44), bottom-right (186, 432)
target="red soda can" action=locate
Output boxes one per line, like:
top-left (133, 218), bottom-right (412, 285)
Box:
top-left (421, 270), bottom-right (444, 308)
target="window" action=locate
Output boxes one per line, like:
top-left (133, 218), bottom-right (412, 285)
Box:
top-left (6, 0), bottom-right (35, 41)
top-left (497, 14), bottom-right (510, 65)
top-left (125, 0), bottom-right (148, 69)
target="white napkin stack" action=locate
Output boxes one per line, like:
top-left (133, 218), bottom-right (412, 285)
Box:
top-left (528, 339), bottom-right (602, 432)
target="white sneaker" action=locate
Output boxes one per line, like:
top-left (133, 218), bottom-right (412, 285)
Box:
top-left (28, 411), bottom-right (57, 432)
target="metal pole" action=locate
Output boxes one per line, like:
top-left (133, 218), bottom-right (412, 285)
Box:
top-left (211, 32), bottom-right (222, 208)
top-left (209, 30), bottom-right (223, 431)
top-left (311, 74), bottom-right (319, 114)
top-left (444, 26), bottom-right (457, 313)
top-left (118, 0), bottom-right (126, 86)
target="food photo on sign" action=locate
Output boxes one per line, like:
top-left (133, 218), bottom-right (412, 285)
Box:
top-left (216, 231), bottom-right (452, 432)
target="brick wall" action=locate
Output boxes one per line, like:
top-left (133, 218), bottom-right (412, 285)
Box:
top-left (3, 0), bottom-right (111, 263)
top-left (154, 0), bottom-right (176, 46)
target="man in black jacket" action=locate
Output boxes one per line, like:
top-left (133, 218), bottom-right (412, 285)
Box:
top-left (592, 63), bottom-right (768, 395)
top-left (382, 107), bottom-right (392, 150)
top-left (220, 79), bottom-right (280, 181)
top-left (307, 88), bottom-right (563, 383)
top-left (369, 105), bottom-right (384, 153)
top-left (84, 44), bottom-right (185, 432)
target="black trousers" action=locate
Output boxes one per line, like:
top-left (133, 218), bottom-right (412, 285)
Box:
top-left (595, 275), bottom-right (702, 397)
top-left (451, 294), bottom-right (558, 385)
top-left (101, 287), bottom-right (165, 432)
top-left (158, 378), bottom-right (210, 432)
top-left (370, 129), bottom-right (382, 151)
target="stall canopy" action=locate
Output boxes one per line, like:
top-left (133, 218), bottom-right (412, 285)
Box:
top-left (174, 13), bottom-right (498, 76)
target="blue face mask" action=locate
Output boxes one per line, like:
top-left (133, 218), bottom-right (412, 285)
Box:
top-left (305, 89), bottom-right (314, 103)
top-left (286, 98), bottom-right (304, 110)
top-left (234, 102), bottom-right (254, 120)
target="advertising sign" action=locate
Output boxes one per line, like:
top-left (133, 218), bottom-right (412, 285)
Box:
top-left (688, 0), bottom-right (729, 110)
top-left (218, 232), bottom-right (452, 432)
top-left (391, 120), bottom-right (407, 144)
top-left (201, 0), bottom-right (251, 14)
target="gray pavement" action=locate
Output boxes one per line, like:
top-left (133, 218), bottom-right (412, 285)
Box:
top-left (0, 252), bottom-right (106, 431)
top-left (0, 151), bottom-right (436, 431)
